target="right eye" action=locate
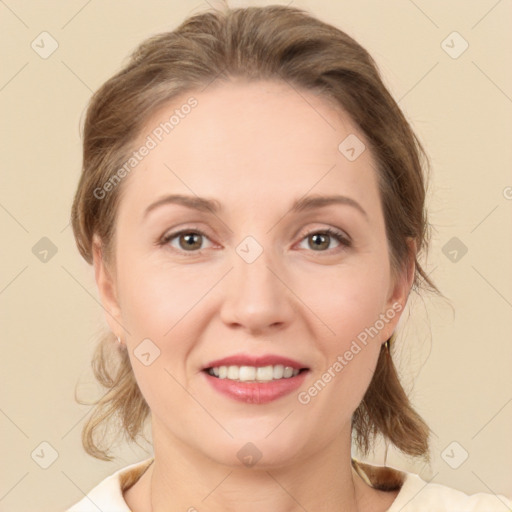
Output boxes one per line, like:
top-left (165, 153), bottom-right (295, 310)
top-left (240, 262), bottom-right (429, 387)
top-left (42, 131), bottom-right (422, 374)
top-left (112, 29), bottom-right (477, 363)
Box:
top-left (159, 229), bottom-right (215, 254)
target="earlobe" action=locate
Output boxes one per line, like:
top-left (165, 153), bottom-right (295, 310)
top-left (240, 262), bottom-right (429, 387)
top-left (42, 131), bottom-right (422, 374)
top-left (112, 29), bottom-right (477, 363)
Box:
top-left (92, 235), bottom-right (124, 337)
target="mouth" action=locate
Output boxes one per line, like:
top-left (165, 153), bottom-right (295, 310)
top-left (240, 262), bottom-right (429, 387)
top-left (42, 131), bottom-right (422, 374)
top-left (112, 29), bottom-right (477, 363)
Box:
top-left (201, 354), bottom-right (310, 404)
top-left (202, 354), bottom-right (310, 382)
top-left (204, 364), bottom-right (309, 382)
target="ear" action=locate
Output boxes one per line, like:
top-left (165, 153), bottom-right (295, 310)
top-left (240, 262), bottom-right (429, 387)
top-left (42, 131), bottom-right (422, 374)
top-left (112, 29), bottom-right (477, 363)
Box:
top-left (382, 238), bottom-right (417, 340)
top-left (92, 234), bottom-right (125, 338)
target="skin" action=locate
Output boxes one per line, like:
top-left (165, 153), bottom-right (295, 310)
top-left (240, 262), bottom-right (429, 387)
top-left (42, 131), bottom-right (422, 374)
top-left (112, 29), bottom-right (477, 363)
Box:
top-left (93, 79), bottom-right (414, 512)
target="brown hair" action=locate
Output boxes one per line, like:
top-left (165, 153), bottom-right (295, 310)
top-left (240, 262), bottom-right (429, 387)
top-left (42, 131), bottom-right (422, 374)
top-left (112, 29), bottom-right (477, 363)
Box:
top-left (71, 4), bottom-right (438, 462)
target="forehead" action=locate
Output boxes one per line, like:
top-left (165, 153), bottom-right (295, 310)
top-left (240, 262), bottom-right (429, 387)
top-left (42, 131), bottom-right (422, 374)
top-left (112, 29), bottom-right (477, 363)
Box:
top-left (119, 79), bottom-right (381, 218)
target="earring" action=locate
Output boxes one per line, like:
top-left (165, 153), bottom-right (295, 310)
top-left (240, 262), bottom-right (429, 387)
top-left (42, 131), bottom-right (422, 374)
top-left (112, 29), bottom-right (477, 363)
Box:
top-left (116, 336), bottom-right (122, 345)
top-left (384, 332), bottom-right (395, 352)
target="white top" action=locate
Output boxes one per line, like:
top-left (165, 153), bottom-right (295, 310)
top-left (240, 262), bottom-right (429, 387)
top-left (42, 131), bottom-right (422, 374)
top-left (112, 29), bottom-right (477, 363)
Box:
top-left (66, 457), bottom-right (512, 511)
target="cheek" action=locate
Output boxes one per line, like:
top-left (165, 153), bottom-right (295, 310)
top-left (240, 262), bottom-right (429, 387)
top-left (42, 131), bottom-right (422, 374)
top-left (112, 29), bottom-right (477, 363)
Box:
top-left (117, 255), bottom-right (213, 340)
top-left (117, 260), bottom-right (205, 418)
top-left (302, 258), bottom-right (390, 342)
top-left (298, 259), bottom-right (388, 408)
top-left (116, 257), bottom-right (222, 405)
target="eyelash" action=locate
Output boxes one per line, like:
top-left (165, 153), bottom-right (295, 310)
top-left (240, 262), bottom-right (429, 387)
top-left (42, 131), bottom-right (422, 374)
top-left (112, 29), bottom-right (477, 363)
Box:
top-left (158, 227), bottom-right (352, 255)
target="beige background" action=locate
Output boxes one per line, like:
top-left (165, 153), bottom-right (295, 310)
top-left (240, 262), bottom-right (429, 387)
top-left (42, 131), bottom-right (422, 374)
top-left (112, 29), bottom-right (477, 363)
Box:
top-left (1, 1), bottom-right (511, 511)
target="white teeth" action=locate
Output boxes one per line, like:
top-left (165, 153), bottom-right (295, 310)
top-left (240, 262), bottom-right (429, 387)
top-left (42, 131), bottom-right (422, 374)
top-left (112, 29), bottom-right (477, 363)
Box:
top-left (239, 366), bottom-right (256, 381)
top-left (208, 364), bottom-right (301, 382)
top-left (227, 365), bottom-right (239, 380)
top-left (273, 364), bottom-right (284, 379)
top-left (256, 365), bottom-right (274, 381)
top-left (283, 366), bottom-right (294, 378)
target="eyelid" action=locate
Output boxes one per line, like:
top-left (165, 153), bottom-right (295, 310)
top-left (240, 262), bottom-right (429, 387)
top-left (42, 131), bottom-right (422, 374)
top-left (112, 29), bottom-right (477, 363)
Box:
top-left (297, 224), bottom-right (351, 243)
top-left (294, 226), bottom-right (352, 251)
top-left (159, 227), bottom-right (214, 250)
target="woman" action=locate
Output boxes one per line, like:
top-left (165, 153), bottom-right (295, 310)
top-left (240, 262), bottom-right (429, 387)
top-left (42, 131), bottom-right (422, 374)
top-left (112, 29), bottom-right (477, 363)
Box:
top-left (66, 4), bottom-right (511, 511)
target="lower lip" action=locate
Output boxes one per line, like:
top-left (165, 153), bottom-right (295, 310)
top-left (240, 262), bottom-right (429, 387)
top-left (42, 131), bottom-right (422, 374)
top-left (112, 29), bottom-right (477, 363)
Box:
top-left (203, 370), bottom-right (309, 404)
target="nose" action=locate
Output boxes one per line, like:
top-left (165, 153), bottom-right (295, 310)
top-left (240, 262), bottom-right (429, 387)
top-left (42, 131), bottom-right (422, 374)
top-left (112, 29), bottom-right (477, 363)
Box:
top-left (219, 246), bottom-right (295, 335)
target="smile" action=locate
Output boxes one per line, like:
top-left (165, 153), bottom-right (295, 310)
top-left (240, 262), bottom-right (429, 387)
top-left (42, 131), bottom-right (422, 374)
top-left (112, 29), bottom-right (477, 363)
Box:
top-left (206, 364), bottom-right (304, 382)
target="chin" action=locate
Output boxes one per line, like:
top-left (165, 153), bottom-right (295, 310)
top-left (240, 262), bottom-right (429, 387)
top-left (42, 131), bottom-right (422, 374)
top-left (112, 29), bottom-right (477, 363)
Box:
top-left (196, 430), bottom-right (310, 470)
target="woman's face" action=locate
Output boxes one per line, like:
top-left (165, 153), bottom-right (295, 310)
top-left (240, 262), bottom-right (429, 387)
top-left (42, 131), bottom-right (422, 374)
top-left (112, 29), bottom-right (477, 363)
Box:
top-left (95, 80), bottom-right (412, 467)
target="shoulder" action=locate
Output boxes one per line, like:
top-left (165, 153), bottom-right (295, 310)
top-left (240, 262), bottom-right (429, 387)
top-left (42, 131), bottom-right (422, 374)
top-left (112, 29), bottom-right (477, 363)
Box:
top-left (390, 473), bottom-right (512, 511)
top-left (353, 459), bottom-right (512, 512)
top-left (65, 458), bottom-right (154, 512)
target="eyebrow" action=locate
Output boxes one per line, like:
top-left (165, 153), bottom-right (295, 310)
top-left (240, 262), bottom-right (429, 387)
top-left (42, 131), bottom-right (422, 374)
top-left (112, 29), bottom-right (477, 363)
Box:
top-left (292, 194), bottom-right (368, 219)
top-left (143, 193), bottom-right (368, 220)
top-left (143, 194), bottom-right (222, 219)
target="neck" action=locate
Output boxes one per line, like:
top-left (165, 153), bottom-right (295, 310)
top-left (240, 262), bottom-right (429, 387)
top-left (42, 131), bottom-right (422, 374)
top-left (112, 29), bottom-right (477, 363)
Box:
top-left (147, 420), bottom-right (364, 512)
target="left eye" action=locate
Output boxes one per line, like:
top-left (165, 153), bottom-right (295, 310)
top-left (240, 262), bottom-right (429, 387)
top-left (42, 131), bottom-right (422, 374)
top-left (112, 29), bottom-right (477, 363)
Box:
top-left (297, 228), bottom-right (351, 252)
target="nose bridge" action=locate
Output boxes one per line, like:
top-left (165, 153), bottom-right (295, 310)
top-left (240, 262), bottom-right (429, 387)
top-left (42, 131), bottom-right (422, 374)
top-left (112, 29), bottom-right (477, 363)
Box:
top-left (219, 237), bottom-right (293, 332)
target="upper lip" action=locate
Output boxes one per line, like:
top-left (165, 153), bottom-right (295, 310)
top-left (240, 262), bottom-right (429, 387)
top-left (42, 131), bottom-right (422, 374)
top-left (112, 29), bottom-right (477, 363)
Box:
top-left (203, 354), bottom-right (309, 371)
